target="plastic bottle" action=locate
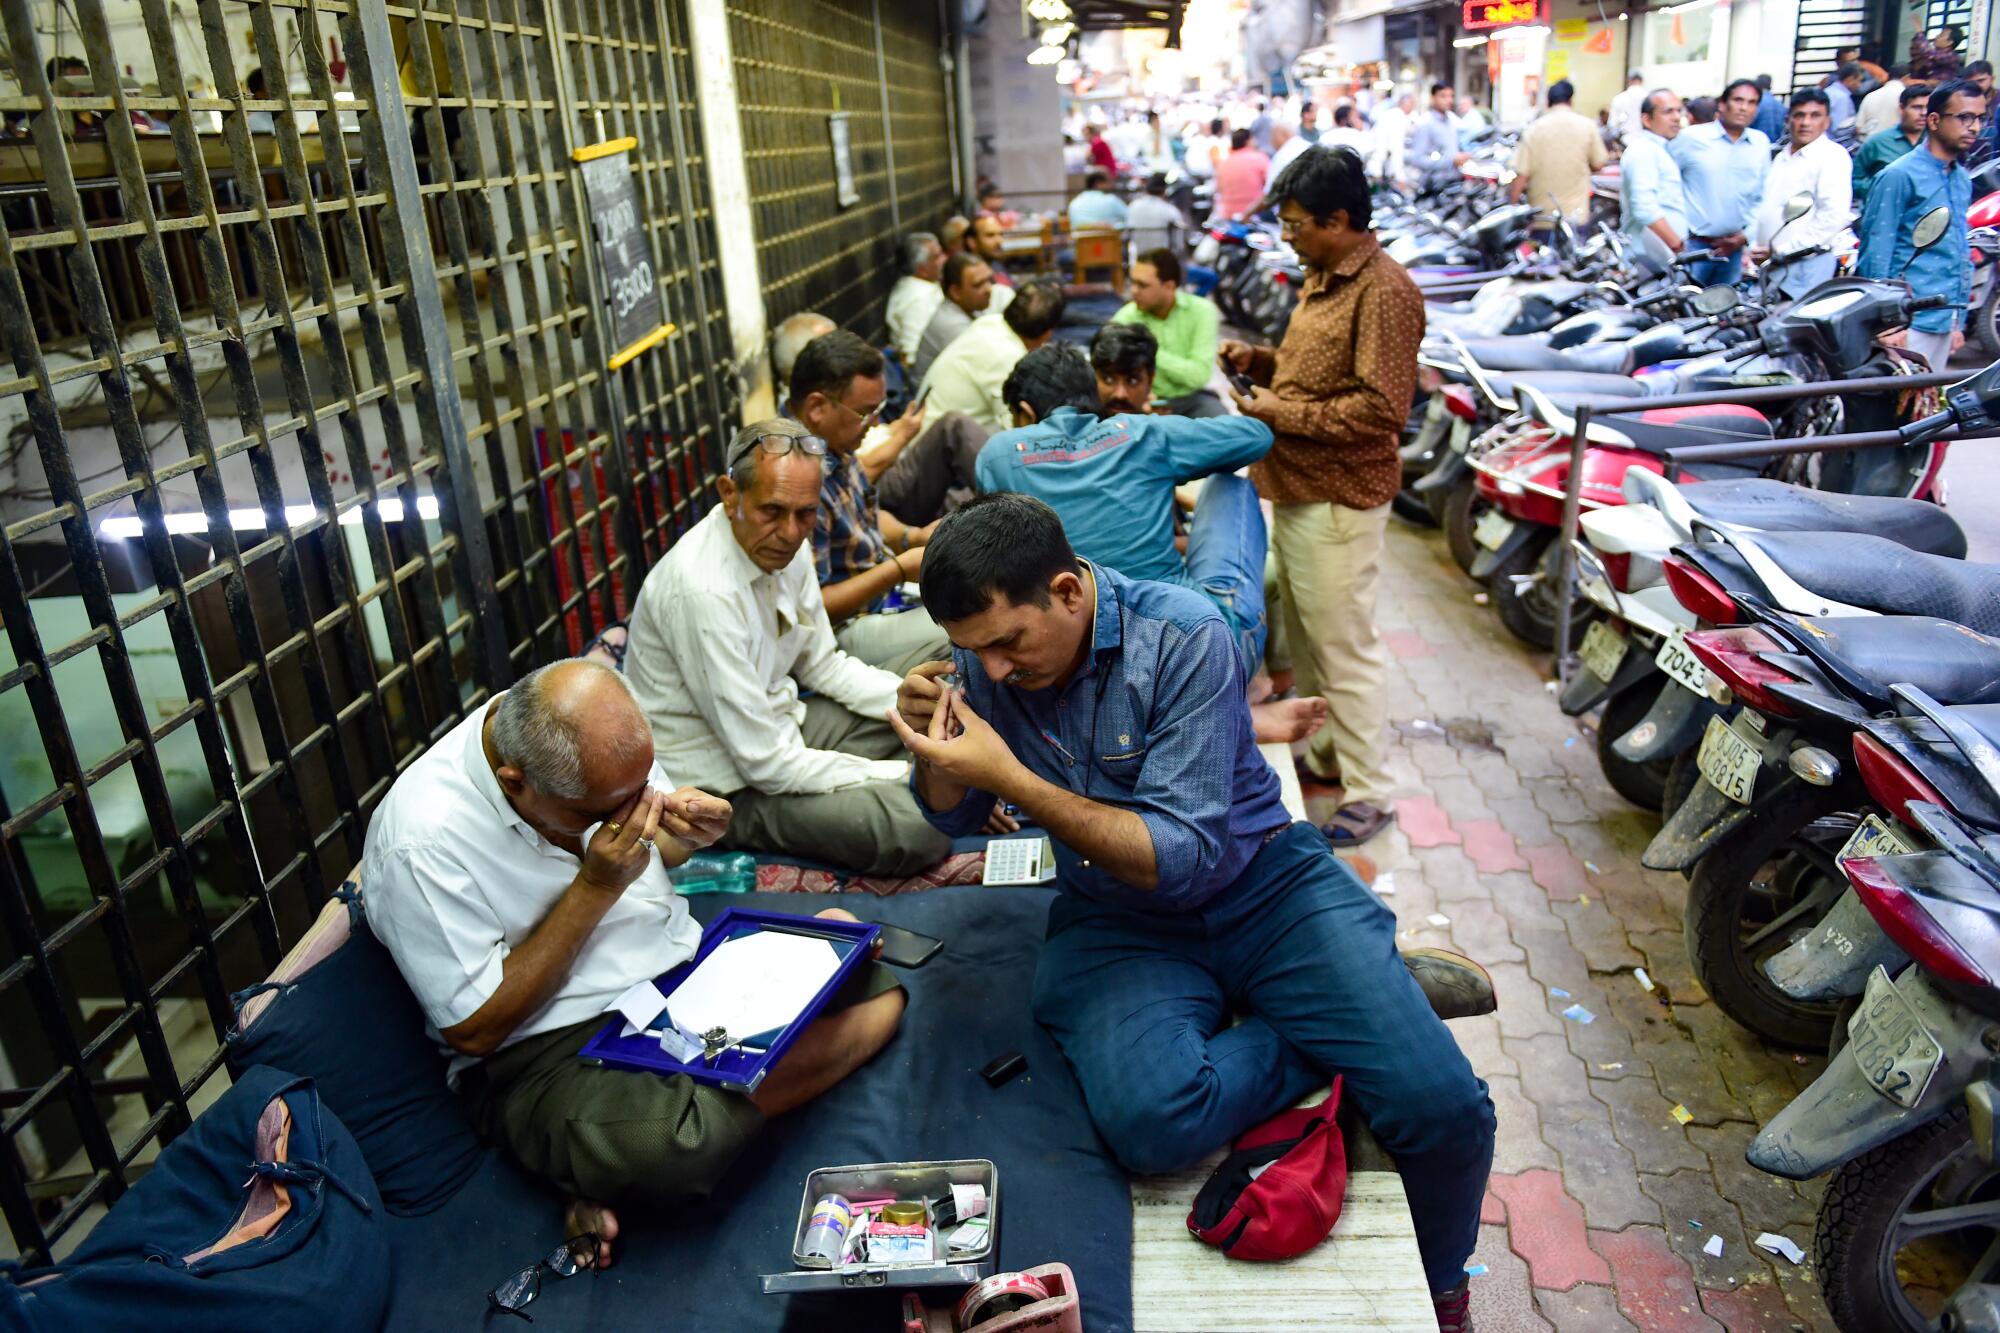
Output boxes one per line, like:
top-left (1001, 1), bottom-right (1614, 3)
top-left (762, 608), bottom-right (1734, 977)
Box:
top-left (669, 850), bottom-right (757, 894)
top-left (800, 1192), bottom-right (853, 1268)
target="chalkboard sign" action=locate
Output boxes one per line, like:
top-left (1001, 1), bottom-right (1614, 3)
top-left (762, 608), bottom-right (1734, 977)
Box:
top-left (574, 137), bottom-right (674, 369)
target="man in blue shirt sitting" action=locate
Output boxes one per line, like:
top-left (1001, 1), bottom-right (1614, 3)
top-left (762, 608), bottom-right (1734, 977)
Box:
top-left (976, 337), bottom-right (1325, 744)
top-left (1068, 170), bottom-right (1130, 231)
top-left (884, 494), bottom-right (1496, 1332)
top-left (1857, 77), bottom-right (1986, 369)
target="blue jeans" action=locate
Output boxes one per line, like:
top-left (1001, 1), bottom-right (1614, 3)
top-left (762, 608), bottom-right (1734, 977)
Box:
top-left (1182, 473), bottom-right (1268, 679)
top-left (1682, 248), bottom-right (1742, 287)
top-left (1032, 822), bottom-right (1496, 1293)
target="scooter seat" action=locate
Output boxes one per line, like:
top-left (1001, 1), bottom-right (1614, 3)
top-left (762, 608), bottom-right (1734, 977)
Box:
top-left (1452, 337), bottom-right (1630, 375)
top-left (1681, 479), bottom-right (1967, 558)
top-left (1780, 614), bottom-right (2000, 708)
top-left (1594, 405), bottom-right (1774, 457)
top-left (1700, 532), bottom-right (2000, 636)
top-left (1481, 371), bottom-right (1650, 406)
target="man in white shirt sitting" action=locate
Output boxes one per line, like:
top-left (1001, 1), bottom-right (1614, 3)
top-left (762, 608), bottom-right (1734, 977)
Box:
top-left (363, 659), bottom-right (905, 1268)
top-left (885, 232), bottom-right (946, 367)
top-left (920, 279), bottom-right (1066, 432)
top-left (1750, 88), bottom-right (1854, 299)
top-left (1126, 172), bottom-right (1189, 253)
top-left (624, 419), bottom-right (954, 875)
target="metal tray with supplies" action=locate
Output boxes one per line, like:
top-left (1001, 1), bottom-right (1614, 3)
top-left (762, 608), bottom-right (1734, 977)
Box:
top-left (760, 1158), bottom-right (1000, 1294)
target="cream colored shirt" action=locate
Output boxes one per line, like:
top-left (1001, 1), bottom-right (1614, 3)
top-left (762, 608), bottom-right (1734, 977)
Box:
top-left (886, 275), bottom-right (945, 365)
top-left (624, 506), bottom-right (905, 797)
top-left (918, 315), bottom-right (1029, 432)
top-left (1511, 105), bottom-right (1609, 223)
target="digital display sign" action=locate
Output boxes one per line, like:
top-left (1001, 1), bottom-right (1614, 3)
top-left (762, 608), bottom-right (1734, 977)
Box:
top-left (1462, 0), bottom-right (1545, 30)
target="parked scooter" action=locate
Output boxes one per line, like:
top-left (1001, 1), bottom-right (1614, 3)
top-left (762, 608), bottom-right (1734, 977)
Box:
top-left (1567, 472), bottom-right (1967, 809)
top-left (1651, 604), bottom-right (2000, 1046)
top-left (1747, 793), bottom-right (2000, 1331)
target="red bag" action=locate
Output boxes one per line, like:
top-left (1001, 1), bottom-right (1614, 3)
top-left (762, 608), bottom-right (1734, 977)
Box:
top-left (1186, 1077), bottom-right (1347, 1261)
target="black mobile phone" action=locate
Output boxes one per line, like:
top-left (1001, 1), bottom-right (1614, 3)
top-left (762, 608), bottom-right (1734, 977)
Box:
top-left (1218, 354), bottom-right (1255, 396)
top-left (875, 923), bottom-right (944, 969)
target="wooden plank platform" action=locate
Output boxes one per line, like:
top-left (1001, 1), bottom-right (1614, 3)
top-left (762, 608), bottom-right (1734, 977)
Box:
top-left (1131, 1168), bottom-right (1434, 1331)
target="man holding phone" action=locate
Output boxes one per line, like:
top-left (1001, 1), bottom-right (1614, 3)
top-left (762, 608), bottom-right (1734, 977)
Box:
top-left (886, 496), bottom-right (1493, 1332)
top-left (363, 659), bottom-right (908, 1270)
top-left (1222, 145), bottom-right (1422, 847)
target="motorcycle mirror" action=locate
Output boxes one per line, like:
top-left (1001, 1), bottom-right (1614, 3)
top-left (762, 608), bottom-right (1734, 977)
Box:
top-left (1912, 205), bottom-right (1952, 251)
top-left (1692, 284), bottom-right (1740, 315)
top-left (1782, 191), bottom-right (1812, 224)
top-left (1944, 359), bottom-right (2000, 432)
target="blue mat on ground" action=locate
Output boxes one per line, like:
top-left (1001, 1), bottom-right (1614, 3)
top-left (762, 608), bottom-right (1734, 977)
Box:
top-left (381, 886), bottom-right (1134, 1333)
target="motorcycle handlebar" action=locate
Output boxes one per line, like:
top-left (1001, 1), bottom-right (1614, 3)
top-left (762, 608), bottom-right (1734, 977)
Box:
top-left (1908, 292), bottom-right (1955, 311)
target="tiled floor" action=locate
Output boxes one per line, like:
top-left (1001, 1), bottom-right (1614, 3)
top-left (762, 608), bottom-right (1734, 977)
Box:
top-left (1299, 516), bottom-right (1834, 1331)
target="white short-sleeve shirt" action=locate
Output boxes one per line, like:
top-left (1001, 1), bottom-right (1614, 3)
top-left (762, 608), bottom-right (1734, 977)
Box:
top-left (362, 695), bottom-right (701, 1077)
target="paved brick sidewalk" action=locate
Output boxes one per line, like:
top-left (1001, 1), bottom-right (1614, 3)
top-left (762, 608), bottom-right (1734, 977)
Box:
top-left (1304, 519), bottom-right (1832, 1331)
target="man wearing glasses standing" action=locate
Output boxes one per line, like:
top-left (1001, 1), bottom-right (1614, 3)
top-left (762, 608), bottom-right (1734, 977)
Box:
top-left (1220, 147), bottom-right (1423, 849)
top-left (1857, 78), bottom-right (1987, 370)
top-left (623, 418), bottom-right (953, 875)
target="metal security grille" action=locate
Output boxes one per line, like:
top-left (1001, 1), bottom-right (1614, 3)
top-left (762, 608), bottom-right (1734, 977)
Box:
top-left (0, 0), bottom-right (733, 1265)
top-left (729, 0), bottom-right (955, 337)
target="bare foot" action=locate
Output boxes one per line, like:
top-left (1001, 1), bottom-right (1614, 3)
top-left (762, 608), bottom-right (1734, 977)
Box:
top-left (1252, 695), bottom-right (1329, 744)
top-left (1248, 673), bottom-right (1277, 705)
top-left (565, 1197), bottom-right (620, 1271)
top-left (1266, 668), bottom-right (1295, 696)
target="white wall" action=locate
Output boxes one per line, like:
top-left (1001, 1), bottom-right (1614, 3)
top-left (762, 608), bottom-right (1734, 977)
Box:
top-left (968, 0), bottom-right (1066, 204)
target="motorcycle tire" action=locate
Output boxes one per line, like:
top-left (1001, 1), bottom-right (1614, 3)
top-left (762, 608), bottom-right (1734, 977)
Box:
top-left (1392, 488), bottom-right (1439, 528)
top-left (1490, 533), bottom-right (1596, 651)
top-left (1683, 783), bottom-right (1851, 1048)
top-left (1595, 675), bottom-right (1671, 810)
top-left (1977, 282), bottom-right (2000, 361)
top-left (1815, 1105), bottom-right (1987, 1333)
top-left (1440, 475), bottom-right (1485, 576)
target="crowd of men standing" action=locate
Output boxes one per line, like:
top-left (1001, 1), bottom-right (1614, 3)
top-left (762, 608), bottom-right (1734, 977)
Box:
top-left (1508, 31), bottom-right (1990, 369)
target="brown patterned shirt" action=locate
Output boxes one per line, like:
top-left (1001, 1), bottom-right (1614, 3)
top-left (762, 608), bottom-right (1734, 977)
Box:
top-left (1247, 233), bottom-right (1425, 509)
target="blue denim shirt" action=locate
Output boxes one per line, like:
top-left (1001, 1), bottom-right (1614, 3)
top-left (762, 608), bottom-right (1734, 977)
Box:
top-left (1752, 92), bottom-right (1787, 142)
top-left (974, 407), bottom-right (1272, 586)
top-left (918, 563), bottom-right (1290, 911)
top-left (1855, 140), bottom-right (1972, 334)
top-left (1668, 121), bottom-right (1769, 238)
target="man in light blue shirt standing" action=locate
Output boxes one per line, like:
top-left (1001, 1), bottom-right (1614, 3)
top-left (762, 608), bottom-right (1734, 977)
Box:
top-left (1068, 170), bottom-right (1130, 230)
top-left (1857, 78), bottom-right (1987, 369)
top-left (1669, 78), bottom-right (1770, 285)
top-left (1827, 63), bottom-right (1865, 148)
top-left (1620, 89), bottom-right (1690, 271)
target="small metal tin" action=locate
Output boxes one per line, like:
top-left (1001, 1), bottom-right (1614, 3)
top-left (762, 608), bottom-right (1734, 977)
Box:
top-left (760, 1159), bottom-right (998, 1295)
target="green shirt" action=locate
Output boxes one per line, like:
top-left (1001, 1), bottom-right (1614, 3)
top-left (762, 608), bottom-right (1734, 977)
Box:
top-left (1853, 127), bottom-right (1921, 205)
top-left (1109, 291), bottom-right (1221, 400)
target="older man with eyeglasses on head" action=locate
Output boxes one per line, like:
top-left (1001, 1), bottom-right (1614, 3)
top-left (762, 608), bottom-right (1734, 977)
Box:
top-left (622, 418), bottom-right (958, 876)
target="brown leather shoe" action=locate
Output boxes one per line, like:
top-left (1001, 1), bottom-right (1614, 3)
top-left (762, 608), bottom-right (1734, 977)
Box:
top-left (1403, 948), bottom-right (1497, 1021)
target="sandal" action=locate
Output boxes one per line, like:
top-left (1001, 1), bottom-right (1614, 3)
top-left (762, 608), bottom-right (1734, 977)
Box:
top-left (1320, 801), bottom-right (1394, 846)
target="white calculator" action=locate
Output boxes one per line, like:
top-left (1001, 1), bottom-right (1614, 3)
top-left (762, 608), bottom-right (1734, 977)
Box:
top-left (982, 835), bottom-right (1059, 886)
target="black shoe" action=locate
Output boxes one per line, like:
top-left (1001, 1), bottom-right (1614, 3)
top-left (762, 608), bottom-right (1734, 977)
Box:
top-left (1403, 948), bottom-right (1496, 1020)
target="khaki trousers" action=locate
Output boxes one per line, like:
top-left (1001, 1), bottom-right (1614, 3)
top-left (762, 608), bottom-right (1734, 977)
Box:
top-left (1268, 500), bottom-right (1394, 806)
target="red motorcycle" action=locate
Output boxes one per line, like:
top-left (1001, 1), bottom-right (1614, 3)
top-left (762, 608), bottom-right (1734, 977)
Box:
top-left (1467, 278), bottom-right (1950, 650)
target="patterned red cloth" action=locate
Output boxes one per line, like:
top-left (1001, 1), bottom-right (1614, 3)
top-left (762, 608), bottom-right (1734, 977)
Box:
top-left (754, 851), bottom-right (988, 896)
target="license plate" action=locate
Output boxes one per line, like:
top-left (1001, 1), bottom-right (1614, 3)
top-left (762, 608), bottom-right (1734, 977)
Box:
top-left (1474, 509), bottom-right (1515, 551)
top-left (1696, 714), bottom-right (1760, 805)
top-left (1838, 813), bottom-right (1920, 864)
top-left (1848, 965), bottom-right (1943, 1109)
top-left (1581, 621), bottom-right (1627, 681)
top-left (1654, 628), bottom-right (1712, 695)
